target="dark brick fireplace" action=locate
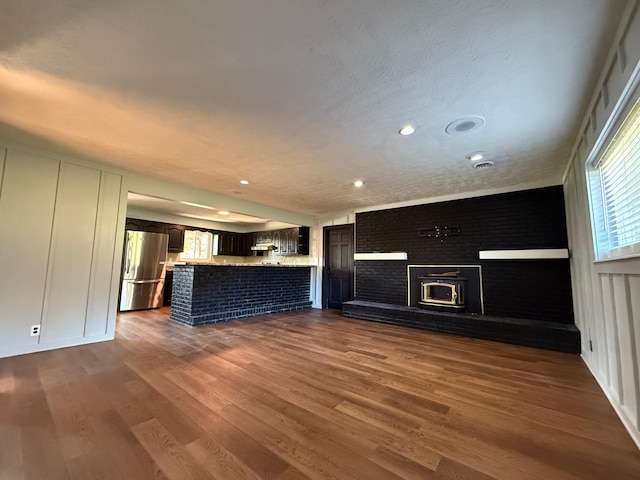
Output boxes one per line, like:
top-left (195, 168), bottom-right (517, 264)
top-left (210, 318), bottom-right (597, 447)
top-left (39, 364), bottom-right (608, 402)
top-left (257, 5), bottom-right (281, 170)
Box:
top-left (343, 186), bottom-right (580, 352)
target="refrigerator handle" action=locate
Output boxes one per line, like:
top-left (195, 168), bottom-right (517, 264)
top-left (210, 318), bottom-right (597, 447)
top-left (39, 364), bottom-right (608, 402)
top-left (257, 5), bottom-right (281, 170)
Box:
top-left (125, 233), bottom-right (132, 275)
top-left (128, 279), bottom-right (162, 284)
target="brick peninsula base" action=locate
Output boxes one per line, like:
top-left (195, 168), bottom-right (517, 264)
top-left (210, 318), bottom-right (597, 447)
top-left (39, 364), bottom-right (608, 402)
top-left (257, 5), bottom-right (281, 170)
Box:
top-left (170, 264), bottom-right (313, 326)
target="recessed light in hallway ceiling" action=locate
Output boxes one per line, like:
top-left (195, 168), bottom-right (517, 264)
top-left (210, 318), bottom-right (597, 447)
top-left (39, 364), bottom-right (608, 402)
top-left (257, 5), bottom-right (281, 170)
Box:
top-left (399, 125), bottom-right (415, 136)
top-left (466, 152), bottom-right (485, 161)
top-left (240, 179), bottom-right (250, 185)
top-left (353, 179), bottom-right (364, 188)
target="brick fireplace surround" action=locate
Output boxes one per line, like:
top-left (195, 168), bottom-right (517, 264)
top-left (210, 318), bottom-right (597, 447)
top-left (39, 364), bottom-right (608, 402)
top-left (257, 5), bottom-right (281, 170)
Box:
top-left (343, 186), bottom-right (580, 353)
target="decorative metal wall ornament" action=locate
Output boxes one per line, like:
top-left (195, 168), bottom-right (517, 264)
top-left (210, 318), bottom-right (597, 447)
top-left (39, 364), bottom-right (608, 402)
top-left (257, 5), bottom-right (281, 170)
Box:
top-left (418, 226), bottom-right (461, 239)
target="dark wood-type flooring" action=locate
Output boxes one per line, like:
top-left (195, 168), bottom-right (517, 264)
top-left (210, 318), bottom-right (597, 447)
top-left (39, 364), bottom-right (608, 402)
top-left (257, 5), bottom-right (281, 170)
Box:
top-left (2, 307), bottom-right (640, 479)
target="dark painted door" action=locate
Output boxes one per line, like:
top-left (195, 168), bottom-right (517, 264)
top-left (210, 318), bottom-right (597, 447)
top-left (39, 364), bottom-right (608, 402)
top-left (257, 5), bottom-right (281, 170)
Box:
top-left (323, 225), bottom-right (354, 309)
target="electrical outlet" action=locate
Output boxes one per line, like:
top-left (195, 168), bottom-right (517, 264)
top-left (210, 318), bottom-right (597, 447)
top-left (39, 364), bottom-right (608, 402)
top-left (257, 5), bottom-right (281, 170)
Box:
top-left (30, 325), bottom-right (41, 336)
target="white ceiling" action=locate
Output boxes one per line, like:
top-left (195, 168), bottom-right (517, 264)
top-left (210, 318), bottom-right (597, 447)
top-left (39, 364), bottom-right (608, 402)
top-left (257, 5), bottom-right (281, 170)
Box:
top-left (0, 0), bottom-right (626, 216)
top-left (127, 192), bottom-right (298, 231)
top-left (128, 192), bottom-right (271, 224)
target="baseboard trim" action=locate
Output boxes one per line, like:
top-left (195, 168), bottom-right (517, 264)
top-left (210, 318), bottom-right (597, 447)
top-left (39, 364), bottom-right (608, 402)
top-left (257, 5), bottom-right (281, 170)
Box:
top-left (582, 353), bottom-right (640, 450)
top-left (0, 333), bottom-right (115, 359)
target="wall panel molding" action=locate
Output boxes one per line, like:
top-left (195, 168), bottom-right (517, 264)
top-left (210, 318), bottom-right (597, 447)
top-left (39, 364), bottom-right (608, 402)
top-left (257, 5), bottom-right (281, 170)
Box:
top-left (0, 146), bottom-right (127, 359)
top-left (564, 0), bottom-right (640, 449)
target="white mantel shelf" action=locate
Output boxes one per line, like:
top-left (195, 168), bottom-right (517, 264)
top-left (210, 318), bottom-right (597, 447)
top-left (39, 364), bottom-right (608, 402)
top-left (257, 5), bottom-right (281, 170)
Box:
top-left (354, 252), bottom-right (408, 261)
top-left (478, 249), bottom-right (569, 260)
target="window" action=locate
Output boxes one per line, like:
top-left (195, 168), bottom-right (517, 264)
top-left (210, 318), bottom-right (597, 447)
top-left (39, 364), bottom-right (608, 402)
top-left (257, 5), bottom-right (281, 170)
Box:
top-left (588, 96), bottom-right (640, 260)
top-left (180, 230), bottom-right (213, 261)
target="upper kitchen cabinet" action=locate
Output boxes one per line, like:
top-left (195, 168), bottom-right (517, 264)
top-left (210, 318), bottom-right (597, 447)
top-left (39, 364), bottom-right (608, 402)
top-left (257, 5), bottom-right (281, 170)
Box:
top-left (271, 227), bottom-right (310, 255)
top-left (272, 229), bottom-right (283, 254)
top-left (297, 227), bottom-right (310, 256)
top-left (217, 231), bottom-right (235, 255)
top-left (235, 233), bottom-right (253, 256)
top-left (124, 219), bottom-right (183, 252)
top-left (218, 232), bottom-right (252, 256)
top-left (255, 231), bottom-right (274, 245)
top-left (125, 218), bottom-right (164, 233)
top-left (167, 224), bottom-right (185, 252)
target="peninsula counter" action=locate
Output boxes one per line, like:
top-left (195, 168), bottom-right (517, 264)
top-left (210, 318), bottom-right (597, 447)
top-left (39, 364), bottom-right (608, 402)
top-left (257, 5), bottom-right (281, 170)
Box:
top-left (170, 264), bottom-right (313, 326)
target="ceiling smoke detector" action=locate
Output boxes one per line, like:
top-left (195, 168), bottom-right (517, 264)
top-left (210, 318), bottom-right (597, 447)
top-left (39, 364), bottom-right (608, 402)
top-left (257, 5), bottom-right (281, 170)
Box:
top-left (473, 160), bottom-right (495, 169)
top-left (445, 116), bottom-right (485, 135)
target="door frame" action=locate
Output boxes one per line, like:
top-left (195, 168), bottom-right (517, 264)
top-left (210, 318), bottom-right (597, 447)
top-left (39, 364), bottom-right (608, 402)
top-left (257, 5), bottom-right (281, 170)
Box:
top-left (322, 224), bottom-right (355, 309)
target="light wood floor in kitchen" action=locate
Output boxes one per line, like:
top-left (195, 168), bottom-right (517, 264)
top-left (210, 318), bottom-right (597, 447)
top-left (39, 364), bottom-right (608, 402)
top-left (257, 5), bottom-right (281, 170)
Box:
top-left (2, 307), bottom-right (640, 480)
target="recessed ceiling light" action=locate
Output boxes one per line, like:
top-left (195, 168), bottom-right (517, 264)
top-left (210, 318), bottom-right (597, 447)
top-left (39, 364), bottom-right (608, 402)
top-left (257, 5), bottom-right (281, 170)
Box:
top-left (354, 180), bottom-right (364, 188)
top-left (240, 180), bottom-right (250, 185)
top-left (445, 116), bottom-right (485, 135)
top-left (179, 201), bottom-right (216, 210)
top-left (218, 210), bottom-right (230, 215)
top-left (466, 151), bottom-right (484, 161)
top-left (399, 125), bottom-right (415, 136)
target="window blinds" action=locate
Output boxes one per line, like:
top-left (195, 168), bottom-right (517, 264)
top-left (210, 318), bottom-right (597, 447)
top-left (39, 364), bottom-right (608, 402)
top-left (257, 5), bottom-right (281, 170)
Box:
top-left (598, 97), bottom-right (640, 251)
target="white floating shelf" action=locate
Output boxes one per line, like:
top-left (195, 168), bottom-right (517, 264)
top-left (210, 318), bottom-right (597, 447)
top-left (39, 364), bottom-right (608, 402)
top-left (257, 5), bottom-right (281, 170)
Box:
top-left (478, 249), bottom-right (569, 260)
top-left (354, 252), bottom-right (408, 261)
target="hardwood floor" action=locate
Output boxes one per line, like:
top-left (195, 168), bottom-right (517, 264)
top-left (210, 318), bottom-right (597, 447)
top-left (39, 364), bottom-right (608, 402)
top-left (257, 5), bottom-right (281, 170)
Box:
top-left (2, 307), bottom-right (640, 479)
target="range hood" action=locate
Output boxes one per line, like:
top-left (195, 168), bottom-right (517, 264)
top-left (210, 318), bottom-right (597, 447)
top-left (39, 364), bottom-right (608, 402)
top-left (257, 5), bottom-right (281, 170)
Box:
top-left (251, 243), bottom-right (277, 251)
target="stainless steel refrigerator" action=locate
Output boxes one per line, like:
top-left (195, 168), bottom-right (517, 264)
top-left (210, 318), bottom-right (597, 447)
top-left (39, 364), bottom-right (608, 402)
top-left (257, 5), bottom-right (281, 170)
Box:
top-left (120, 231), bottom-right (169, 311)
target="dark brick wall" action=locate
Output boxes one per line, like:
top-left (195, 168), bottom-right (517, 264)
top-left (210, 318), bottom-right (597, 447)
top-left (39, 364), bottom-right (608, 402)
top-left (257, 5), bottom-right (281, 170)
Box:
top-left (355, 186), bottom-right (574, 324)
top-left (169, 266), bottom-right (194, 322)
top-left (170, 265), bottom-right (312, 326)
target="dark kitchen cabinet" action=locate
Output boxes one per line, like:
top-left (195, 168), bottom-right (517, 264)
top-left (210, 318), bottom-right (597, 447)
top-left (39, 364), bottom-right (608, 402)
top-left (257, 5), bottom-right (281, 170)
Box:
top-left (125, 218), bottom-right (311, 257)
top-left (125, 218), bottom-right (164, 233)
top-left (218, 232), bottom-right (235, 255)
top-left (167, 225), bottom-right (185, 252)
top-left (218, 232), bottom-right (252, 256)
top-left (125, 218), bottom-right (184, 252)
top-left (297, 226), bottom-right (310, 255)
top-left (235, 234), bottom-right (253, 256)
top-left (270, 227), bottom-right (310, 255)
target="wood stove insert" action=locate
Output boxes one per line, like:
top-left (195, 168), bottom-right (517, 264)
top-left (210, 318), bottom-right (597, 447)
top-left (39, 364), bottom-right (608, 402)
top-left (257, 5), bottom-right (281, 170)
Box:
top-left (408, 265), bottom-right (483, 315)
top-left (418, 271), bottom-right (467, 311)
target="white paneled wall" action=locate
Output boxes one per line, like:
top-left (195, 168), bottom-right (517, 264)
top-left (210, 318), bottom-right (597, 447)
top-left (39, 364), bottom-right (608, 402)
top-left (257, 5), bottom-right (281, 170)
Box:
top-left (41, 162), bottom-right (102, 343)
top-left (564, 0), bottom-right (640, 448)
top-left (0, 149), bottom-right (59, 350)
top-left (0, 147), bottom-right (125, 358)
top-left (86, 172), bottom-right (124, 337)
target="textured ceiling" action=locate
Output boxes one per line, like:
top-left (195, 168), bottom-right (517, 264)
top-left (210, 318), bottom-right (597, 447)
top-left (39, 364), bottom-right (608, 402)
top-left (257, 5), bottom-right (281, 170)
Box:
top-left (0, 0), bottom-right (626, 216)
top-left (127, 193), bottom-right (272, 224)
top-left (127, 192), bottom-right (298, 231)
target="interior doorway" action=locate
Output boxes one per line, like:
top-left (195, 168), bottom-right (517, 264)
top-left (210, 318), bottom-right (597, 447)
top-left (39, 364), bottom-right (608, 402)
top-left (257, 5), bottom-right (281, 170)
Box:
top-left (323, 224), bottom-right (354, 309)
